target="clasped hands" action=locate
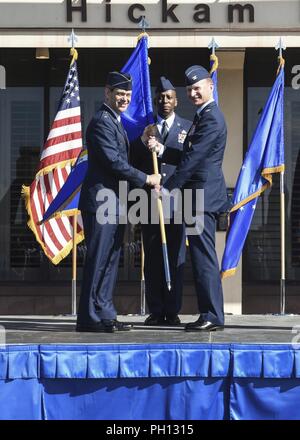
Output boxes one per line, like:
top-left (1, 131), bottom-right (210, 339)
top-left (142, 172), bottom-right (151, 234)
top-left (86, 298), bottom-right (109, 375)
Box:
top-left (146, 175), bottom-right (162, 194)
top-left (142, 124), bottom-right (163, 193)
top-left (146, 173), bottom-right (161, 189)
top-left (141, 124), bottom-right (164, 155)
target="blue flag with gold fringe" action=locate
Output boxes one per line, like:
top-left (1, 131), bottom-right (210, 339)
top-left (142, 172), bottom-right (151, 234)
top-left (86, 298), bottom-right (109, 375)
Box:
top-left (43, 34), bottom-right (153, 222)
top-left (221, 60), bottom-right (285, 278)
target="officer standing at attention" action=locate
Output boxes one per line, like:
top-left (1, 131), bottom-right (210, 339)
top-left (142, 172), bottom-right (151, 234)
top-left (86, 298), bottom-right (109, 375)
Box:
top-left (162, 66), bottom-right (228, 331)
top-left (131, 76), bottom-right (191, 326)
top-left (76, 71), bottom-right (161, 333)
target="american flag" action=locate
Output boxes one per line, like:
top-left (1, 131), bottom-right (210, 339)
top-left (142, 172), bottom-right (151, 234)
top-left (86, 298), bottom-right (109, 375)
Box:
top-left (23, 56), bottom-right (84, 264)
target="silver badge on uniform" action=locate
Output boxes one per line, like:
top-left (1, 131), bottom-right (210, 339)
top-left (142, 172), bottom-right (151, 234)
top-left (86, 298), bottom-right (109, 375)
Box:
top-left (178, 129), bottom-right (187, 144)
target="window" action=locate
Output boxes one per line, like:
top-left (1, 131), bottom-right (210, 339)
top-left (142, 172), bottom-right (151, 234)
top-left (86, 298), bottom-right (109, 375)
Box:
top-left (244, 49), bottom-right (300, 313)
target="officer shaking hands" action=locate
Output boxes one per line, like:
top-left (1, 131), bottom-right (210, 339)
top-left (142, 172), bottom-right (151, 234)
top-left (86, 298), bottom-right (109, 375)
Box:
top-left (161, 66), bottom-right (228, 332)
top-left (131, 76), bottom-right (191, 326)
top-left (77, 71), bottom-right (161, 333)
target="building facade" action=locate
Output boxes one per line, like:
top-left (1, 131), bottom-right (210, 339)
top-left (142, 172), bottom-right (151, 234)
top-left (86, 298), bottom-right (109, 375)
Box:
top-left (0, 0), bottom-right (300, 315)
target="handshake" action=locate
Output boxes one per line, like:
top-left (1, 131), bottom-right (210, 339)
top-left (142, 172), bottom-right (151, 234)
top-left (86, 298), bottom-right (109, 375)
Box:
top-left (142, 124), bottom-right (163, 191)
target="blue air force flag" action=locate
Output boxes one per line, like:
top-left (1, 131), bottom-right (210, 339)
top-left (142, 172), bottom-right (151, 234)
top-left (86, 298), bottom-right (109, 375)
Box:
top-left (121, 35), bottom-right (154, 140)
top-left (221, 61), bottom-right (285, 278)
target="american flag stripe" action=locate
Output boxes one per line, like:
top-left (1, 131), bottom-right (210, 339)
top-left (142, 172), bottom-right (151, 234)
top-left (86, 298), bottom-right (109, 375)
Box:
top-left (24, 58), bottom-right (84, 265)
top-left (77, 215), bottom-right (83, 229)
top-left (43, 132), bottom-right (82, 155)
top-left (59, 216), bottom-right (74, 242)
top-left (35, 181), bottom-right (63, 252)
top-left (51, 167), bottom-right (71, 197)
top-left (61, 166), bottom-right (69, 181)
top-left (47, 123), bottom-right (82, 141)
top-left (55, 106), bottom-right (81, 121)
top-left (45, 171), bottom-right (75, 235)
top-left (42, 172), bottom-right (75, 243)
top-left (50, 217), bottom-right (71, 247)
top-left (57, 167), bottom-right (67, 189)
top-left (38, 148), bottom-right (82, 171)
top-left (47, 171), bottom-right (59, 198)
top-left (52, 115), bottom-right (81, 129)
top-left (41, 137), bottom-right (82, 160)
top-left (27, 177), bottom-right (57, 259)
top-left (43, 174), bottom-right (72, 243)
top-left (33, 176), bottom-right (73, 255)
top-left (42, 223), bottom-right (61, 256)
top-left (46, 222), bottom-right (65, 252)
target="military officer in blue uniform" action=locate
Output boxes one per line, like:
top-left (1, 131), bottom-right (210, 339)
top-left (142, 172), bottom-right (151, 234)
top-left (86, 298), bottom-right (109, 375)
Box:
top-left (76, 71), bottom-right (161, 333)
top-left (162, 66), bottom-right (228, 331)
top-left (131, 77), bottom-right (191, 326)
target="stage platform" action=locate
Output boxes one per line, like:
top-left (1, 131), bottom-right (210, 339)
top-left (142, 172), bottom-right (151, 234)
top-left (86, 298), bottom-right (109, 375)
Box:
top-left (1, 314), bottom-right (300, 420)
top-left (0, 314), bottom-right (299, 344)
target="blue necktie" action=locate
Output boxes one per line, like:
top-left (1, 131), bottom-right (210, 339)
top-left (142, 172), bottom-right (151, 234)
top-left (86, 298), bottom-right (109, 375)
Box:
top-left (161, 120), bottom-right (168, 143)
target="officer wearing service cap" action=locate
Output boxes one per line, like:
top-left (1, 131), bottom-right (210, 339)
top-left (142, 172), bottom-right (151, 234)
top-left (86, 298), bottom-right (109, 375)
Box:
top-left (162, 65), bottom-right (228, 332)
top-left (131, 76), bottom-right (191, 326)
top-left (77, 71), bottom-right (161, 333)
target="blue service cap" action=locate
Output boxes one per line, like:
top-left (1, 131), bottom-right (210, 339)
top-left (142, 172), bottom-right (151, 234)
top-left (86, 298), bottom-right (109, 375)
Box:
top-left (185, 65), bottom-right (210, 86)
top-left (106, 71), bottom-right (132, 90)
top-left (155, 76), bottom-right (175, 93)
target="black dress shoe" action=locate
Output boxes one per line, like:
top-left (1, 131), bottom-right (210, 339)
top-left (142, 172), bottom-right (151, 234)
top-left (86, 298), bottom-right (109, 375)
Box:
top-left (144, 314), bottom-right (165, 326)
top-left (165, 315), bottom-right (181, 325)
top-left (112, 320), bottom-right (132, 331)
top-left (76, 320), bottom-right (116, 333)
top-left (185, 318), bottom-right (224, 332)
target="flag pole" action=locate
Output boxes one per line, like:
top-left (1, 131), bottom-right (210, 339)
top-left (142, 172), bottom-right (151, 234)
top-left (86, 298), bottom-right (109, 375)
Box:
top-left (276, 38), bottom-right (286, 315)
top-left (208, 37), bottom-right (219, 74)
top-left (208, 38), bottom-right (219, 105)
top-left (280, 171), bottom-right (286, 314)
top-left (69, 28), bottom-right (79, 316)
top-left (72, 213), bottom-right (78, 315)
top-left (152, 150), bottom-right (172, 291)
top-left (140, 234), bottom-right (146, 315)
top-left (208, 37), bottom-right (219, 57)
top-left (136, 16), bottom-right (151, 312)
top-left (137, 17), bottom-right (172, 291)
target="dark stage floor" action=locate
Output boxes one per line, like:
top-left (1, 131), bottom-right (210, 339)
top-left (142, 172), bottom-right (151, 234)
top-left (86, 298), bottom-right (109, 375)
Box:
top-left (0, 314), bottom-right (300, 344)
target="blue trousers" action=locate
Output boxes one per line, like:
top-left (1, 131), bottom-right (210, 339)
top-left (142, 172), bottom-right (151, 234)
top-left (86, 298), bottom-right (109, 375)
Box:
top-left (187, 212), bottom-right (224, 325)
top-left (77, 211), bottom-right (125, 325)
top-left (142, 222), bottom-right (185, 317)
